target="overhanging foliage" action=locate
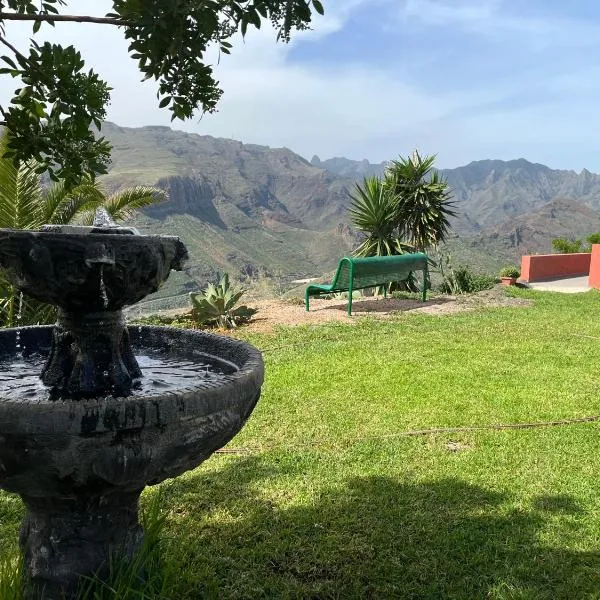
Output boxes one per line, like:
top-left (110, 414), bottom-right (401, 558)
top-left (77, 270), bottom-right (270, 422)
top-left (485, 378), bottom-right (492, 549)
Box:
top-left (0, 0), bottom-right (324, 185)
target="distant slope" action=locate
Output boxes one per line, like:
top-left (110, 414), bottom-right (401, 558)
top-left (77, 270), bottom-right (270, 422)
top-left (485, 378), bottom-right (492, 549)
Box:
top-left (103, 123), bottom-right (353, 229)
top-left (100, 123), bottom-right (360, 307)
top-left (443, 160), bottom-right (600, 234)
top-left (454, 197), bottom-right (600, 267)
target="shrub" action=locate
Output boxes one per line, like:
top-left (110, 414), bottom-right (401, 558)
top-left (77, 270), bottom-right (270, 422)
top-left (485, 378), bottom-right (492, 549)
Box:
top-left (551, 233), bottom-right (600, 254)
top-left (321, 290), bottom-right (363, 300)
top-left (134, 313), bottom-right (196, 328)
top-left (189, 273), bottom-right (257, 329)
top-left (499, 265), bottom-right (520, 279)
top-left (550, 232), bottom-right (600, 254)
top-left (551, 238), bottom-right (584, 254)
top-left (284, 297), bottom-right (306, 306)
top-left (439, 265), bottom-right (496, 295)
top-left (587, 232), bottom-right (600, 245)
top-left (390, 291), bottom-right (425, 300)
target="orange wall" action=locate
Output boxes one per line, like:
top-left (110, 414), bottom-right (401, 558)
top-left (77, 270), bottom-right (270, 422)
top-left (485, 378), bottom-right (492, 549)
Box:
top-left (520, 253), bottom-right (591, 282)
top-left (588, 245), bottom-right (600, 288)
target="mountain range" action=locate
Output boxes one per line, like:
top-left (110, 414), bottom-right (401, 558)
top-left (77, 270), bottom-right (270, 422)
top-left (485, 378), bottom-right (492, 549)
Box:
top-left (98, 123), bottom-right (600, 309)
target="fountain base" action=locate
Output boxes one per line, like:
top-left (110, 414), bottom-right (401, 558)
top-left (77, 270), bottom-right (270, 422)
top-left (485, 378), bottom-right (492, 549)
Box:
top-left (0, 325), bottom-right (263, 599)
top-left (42, 310), bottom-right (142, 397)
top-left (20, 491), bottom-right (144, 599)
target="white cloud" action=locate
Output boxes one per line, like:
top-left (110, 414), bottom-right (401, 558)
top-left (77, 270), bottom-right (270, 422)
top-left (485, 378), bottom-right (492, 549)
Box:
top-left (400, 0), bottom-right (600, 48)
top-left (2, 1), bottom-right (600, 171)
top-left (0, 0), bottom-right (472, 164)
top-left (402, 0), bottom-right (499, 25)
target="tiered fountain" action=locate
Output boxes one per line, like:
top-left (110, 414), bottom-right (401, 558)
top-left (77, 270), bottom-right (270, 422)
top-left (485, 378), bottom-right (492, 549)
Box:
top-left (0, 213), bottom-right (264, 598)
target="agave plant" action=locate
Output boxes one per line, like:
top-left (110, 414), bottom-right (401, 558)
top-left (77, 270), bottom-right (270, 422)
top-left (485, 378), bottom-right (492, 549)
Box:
top-left (190, 274), bottom-right (257, 329)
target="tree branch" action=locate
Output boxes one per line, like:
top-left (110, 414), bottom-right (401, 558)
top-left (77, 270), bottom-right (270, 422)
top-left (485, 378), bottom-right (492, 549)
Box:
top-left (0, 12), bottom-right (133, 26)
top-left (0, 34), bottom-right (27, 62)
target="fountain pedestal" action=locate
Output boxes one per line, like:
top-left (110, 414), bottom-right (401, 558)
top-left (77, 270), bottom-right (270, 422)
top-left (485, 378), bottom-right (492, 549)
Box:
top-left (0, 325), bottom-right (262, 599)
top-left (21, 491), bottom-right (143, 599)
top-left (42, 310), bottom-right (142, 397)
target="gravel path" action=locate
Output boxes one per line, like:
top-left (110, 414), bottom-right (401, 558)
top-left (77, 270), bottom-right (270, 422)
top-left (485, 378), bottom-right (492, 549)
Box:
top-left (242, 287), bottom-right (533, 333)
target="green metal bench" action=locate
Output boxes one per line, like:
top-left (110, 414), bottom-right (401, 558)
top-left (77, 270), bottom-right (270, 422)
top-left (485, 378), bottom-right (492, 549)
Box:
top-left (305, 253), bottom-right (429, 316)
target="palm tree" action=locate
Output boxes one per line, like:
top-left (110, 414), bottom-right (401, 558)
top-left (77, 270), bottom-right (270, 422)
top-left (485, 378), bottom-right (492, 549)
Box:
top-left (348, 176), bottom-right (405, 258)
top-left (348, 176), bottom-right (417, 293)
top-left (385, 150), bottom-right (456, 252)
top-left (0, 131), bottom-right (166, 326)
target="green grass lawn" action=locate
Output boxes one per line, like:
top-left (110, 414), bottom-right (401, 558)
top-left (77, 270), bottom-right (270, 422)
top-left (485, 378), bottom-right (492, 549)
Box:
top-left (3, 288), bottom-right (600, 598)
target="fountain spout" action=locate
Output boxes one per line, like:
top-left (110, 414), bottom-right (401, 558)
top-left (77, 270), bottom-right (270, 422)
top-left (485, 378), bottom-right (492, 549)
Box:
top-left (84, 242), bottom-right (115, 267)
top-left (93, 207), bottom-right (118, 228)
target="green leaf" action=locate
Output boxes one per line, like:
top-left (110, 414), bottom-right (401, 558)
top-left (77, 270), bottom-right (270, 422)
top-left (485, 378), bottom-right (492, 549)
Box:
top-left (1, 0), bottom-right (320, 181)
top-left (1, 56), bottom-right (17, 69)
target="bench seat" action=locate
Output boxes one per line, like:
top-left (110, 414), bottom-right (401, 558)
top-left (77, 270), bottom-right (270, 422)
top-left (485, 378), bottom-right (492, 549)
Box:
top-left (305, 253), bottom-right (428, 315)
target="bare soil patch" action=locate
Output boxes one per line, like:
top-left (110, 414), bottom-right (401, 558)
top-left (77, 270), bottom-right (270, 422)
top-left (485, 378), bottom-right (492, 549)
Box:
top-left (243, 286), bottom-right (533, 333)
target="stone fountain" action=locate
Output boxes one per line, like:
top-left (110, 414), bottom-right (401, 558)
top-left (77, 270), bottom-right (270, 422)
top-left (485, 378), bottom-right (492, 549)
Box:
top-left (0, 213), bottom-right (264, 598)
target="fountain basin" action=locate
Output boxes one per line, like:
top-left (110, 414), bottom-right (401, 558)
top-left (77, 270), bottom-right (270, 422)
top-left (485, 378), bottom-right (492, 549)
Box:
top-left (0, 325), bottom-right (263, 597)
top-left (0, 325), bottom-right (263, 493)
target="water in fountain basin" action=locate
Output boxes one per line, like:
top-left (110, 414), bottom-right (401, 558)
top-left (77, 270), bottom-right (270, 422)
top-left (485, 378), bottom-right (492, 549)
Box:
top-left (0, 346), bottom-right (236, 402)
top-left (15, 291), bottom-right (23, 351)
top-left (99, 265), bottom-right (109, 309)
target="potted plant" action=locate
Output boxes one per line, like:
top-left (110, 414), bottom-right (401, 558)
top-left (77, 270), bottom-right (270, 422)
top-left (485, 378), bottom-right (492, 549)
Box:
top-left (499, 265), bottom-right (520, 286)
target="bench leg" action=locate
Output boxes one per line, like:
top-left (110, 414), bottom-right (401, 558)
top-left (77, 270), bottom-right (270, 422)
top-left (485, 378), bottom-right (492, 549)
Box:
top-left (305, 289), bottom-right (310, 312)
top-left (348, 286), bottom-right (353, 316)
top-left (422, 266), bottom-right (428, 302)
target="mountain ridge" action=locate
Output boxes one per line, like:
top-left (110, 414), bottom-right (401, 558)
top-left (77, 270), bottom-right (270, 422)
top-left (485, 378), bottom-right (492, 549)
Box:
top-left (312, 153), bottom-right (600, 233)
top-left (450, 197), bottom-right (600, 269)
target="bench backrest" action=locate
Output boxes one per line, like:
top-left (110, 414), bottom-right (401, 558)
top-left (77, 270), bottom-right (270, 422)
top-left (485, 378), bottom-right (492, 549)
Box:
top-left (331, 253), bottom-right (428, 290)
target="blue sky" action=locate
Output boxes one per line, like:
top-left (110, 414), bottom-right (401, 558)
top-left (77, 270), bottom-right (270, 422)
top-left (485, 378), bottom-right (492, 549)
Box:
top-left (2, 0), bottom-right (600, 170)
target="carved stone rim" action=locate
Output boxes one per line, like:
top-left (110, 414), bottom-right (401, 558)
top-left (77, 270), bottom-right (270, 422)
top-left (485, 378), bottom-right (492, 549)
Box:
top-left (0, 325), bottom-right (265, 429)
top-left (0, 228), bottom-right (182, 243)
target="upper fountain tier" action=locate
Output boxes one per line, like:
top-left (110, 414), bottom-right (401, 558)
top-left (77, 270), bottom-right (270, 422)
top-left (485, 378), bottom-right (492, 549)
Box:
top-left (0, 220), bottom-right (188, 312)
top-left (0, 217), bottom-right (189, 397)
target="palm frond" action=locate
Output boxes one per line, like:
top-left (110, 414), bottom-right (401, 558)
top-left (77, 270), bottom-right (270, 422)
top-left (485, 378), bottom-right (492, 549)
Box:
top-left (0, 132), bottom-right (42, 229)
top-left (42, 177), bottom-right (104, 225)
top-left (102, 186), bottom-right (167, 222)
top-left (385, 150), bottom-right (437, 184)
top-left (385, 150), bottom-right (456, 251)
top-left (13, 162), bottom-right (41, 229)
top-left (349, 177), bottom-right (402, 258)
top-left (0, 132), bottom-right (19, 229)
